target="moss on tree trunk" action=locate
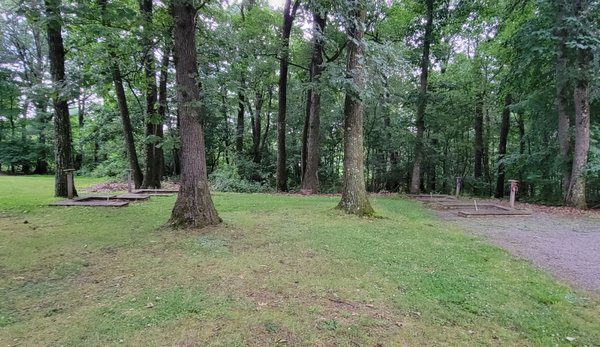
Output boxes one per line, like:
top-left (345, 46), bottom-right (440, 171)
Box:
top-left (336, 7), bottom-right (374, 217)
top-left (45, 0), bottom-right (77, 198)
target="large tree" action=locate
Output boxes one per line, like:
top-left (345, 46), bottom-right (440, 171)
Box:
top-left (45, 0), bottom-right (77, 197)
top-left (99, 0), bottom-right (143, 188)
top-left (409, 0), bottom-right (434, 194)
top-left (300, 10), bottom-right (326, 194)
top-left (140, 0), bottom-right (162, 189)
top-left (555, 0), bottom-right (571, 200)
top-left (275, 0), bottom-right (300, 192)
top-left (566, 0), bottom-right (594, 208)
top-left (494, 94), bottom-right (511, 198)
top-left (337, 5), bottom-right (374, 216)
top-left (168, 0), bottom-right (221, 228)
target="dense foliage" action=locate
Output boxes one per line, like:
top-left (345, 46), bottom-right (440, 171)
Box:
top-left (0, 0), bottom-right (598, 206)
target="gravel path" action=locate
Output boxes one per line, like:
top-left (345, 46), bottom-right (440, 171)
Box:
top-left (435, 202), bottom-right (600, 292)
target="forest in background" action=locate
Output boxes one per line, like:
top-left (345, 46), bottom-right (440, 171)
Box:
top-left (1, 0), bottom-right (599, 207)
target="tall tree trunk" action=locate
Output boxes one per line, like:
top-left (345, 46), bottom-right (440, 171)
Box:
top-left (111, 60), bottom-right (143, 187)
top-left (156, 44), bottom-right (171, 179)
top-left (473, 92), bottom-right (484, 194)
top-left (565, 0), bottom-right (592, 209)
top-left (518, 114), bottom-right (525, 155)
top-left (74, 92), bottom-right (85, 170)
top-left (45, 0), bottom-right (77, 197)
top-left (337, 6), bottom-right (374, 216)
top-left (442, 138), bottom-right (449, 193)
top-left (428, 137), bottom-right (438, 192)
top-left (300, 11), bottom-right (326, 194)
top-left (301, 88), bottom-right (310, 176)
top-left (169, 0), bottom-right (221, 228)
top-left (251, 90), bottom-right (263, 163)
top-left (566, 55), bottom-right (591, 207)
top-left (220, 92), bottom-right (230, 164)
top-left (384, 112), bottom-right (399, 191)
top-left (261, 87), bottom-right (273, 156)
top-left (99, 0), bottom-right (143, 187)
top-left (495, 94), bottom-right (511, 198)
top-left (141, 0), bottom-right (161, 188)
top-left (33, 102), bottom-right (49, 174)
top-left (276, 0), bottom-right (300, 192)
top-left (172, 110), bottom-right (181, 176)
top-left (484, 110), bottom-right (492, 195)
top-left (410, 0), bottom-right (433, 194)
top-left (555, 3), bottom-right (571, 200)
top-left (236, 75), bottom-right (245, 154)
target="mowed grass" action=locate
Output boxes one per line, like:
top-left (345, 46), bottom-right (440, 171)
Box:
top-left (1, 176), bottom-right (599, 346)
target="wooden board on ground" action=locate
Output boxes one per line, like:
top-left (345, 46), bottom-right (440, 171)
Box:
top-left (458, 209), bottom-right (532, 217)
top-left (50, 198), bottom-right (129, 207)
top-left (408, 194), bottom-right (456, 199)
top-left (115, 193), bottom-right (151, 201)
top-left (75, 194), bottom-right (117, 199)
top-left (437, 202), bottom-right (511, 210)
top-left (132, 189), bottom-right (178, 196)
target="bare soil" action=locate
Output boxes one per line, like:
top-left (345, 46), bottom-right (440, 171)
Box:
top-left (435, 199), bottom-right (600, 292)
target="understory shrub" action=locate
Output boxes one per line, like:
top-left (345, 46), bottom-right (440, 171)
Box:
top-left (209, 165), bottom-right (272, 193)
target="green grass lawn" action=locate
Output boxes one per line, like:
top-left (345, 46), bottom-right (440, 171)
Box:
top-left (1, 176), bottom-right (599, 346)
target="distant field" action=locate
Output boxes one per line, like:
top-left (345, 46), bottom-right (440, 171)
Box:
top-left (1, 177), bottom-right (598, 346)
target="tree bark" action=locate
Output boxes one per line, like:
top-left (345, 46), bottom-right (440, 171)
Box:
top-left (495, 94), bottom-right (511, 198)
top-left (428, 137), bottom-right (438, 192)
top-left (99, 0), bottom-right (143, 188)
top-left (236, 75), bottom-right (245, 154)
top-left (74, 91), bottom-right (85, 170)
top-left (276, 0), bottom-right (300, 192)
top-left (301, 88), bottom-right (310, 177)
top-left (251, 90), bottom-right (263, 163)
top-left (156, 44), bottom-right (171, 179)
top-left (567, 81), bottom-right (589, 208)
top-left (140, 0), bottom-right (161, 188)
top-left (168, 0), bottom-right (221, 228)
top-left (336, 7), bottom-right (374, 216)
top-left (564, 0), bottom-right (592, 209)
top-left (384, 112), bottom-right (399, 192)
top-left (300, 11), bottom-right (326, 194)
top-left (555, 3), bottom-right (571, 200)
top-left (220, 92), bottom-right (230, 164)
top-left (518, 114), bottom-right (525, 155)
top-left (261, 87), bottom-right (273, 156)
top-left (410, 0), bottom-right (433, 194)
top-left (111, 59), bottom-right (143, 187)
top-left (566, 51), bottom-right (591, 208)
top-left (473, 92), bottom-right (484, 194)
top-left (45, 0), bottom-right (77, 197)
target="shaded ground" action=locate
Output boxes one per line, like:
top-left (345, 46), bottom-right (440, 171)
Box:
top-left (435, 199), bottom-right (600, 292)
top-left (4, 177), bottom-right (600, 346)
